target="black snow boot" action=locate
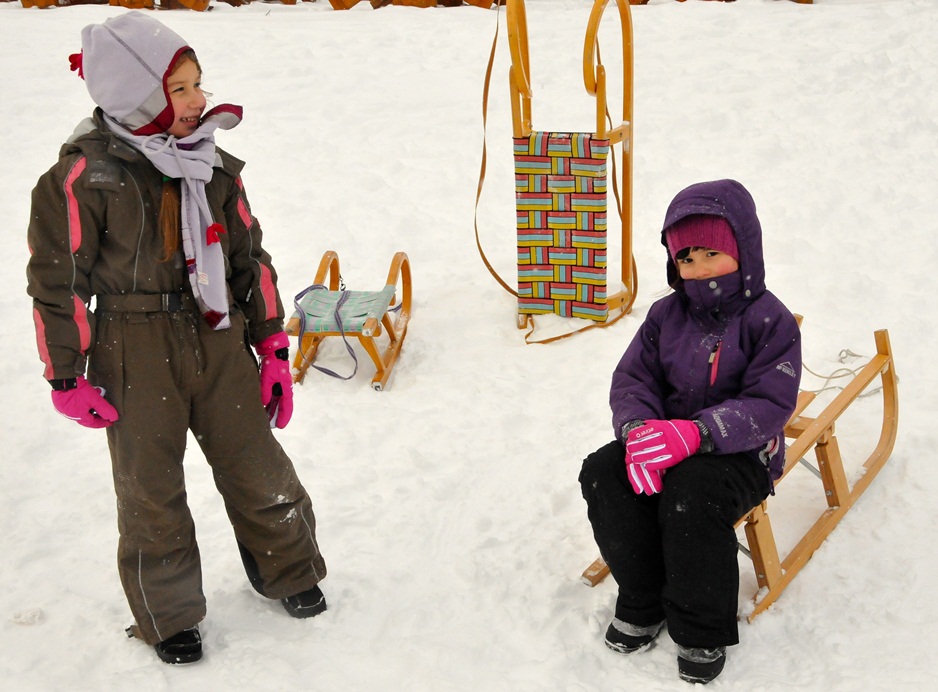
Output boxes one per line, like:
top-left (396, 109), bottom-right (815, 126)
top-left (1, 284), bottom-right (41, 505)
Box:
top-left (677, 646), bottom-right (726, 684)
top-left (154, 626), bottom-right (202, 665)
top-left (281, 584), bottom-right (327, 619)
top-left (604, 618), bottom-right (664, 654)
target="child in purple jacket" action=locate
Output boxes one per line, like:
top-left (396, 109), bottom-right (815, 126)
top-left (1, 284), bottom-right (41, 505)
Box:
top-left (579, 179), bottom-right (801, 684)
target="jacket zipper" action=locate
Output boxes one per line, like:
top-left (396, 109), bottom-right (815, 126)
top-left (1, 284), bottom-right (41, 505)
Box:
top-left (709, 339), bottom-right (723, 387)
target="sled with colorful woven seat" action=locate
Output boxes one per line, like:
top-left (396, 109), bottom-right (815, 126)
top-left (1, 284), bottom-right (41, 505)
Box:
top-left (475, 0), bottom-right (637, 341)
top-left (286, 250), bottom-right (412, 391)
top-left (580, 326), bottom-right (899, 621)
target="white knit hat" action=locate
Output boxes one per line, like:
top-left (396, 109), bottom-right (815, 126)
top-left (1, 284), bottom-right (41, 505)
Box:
top-left (73, 12), bottom-right (191, 135)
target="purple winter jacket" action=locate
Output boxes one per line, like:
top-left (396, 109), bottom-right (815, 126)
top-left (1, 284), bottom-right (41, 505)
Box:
top-left (610, 179), bottom-right (802, 481)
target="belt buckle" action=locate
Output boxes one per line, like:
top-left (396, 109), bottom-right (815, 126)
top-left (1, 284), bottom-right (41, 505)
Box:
top-left (162, 293), bottom-right (183, 312)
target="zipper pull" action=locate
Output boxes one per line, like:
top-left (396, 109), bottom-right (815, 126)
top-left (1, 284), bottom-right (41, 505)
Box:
top-left (709, 340), bottom-right (723, 386)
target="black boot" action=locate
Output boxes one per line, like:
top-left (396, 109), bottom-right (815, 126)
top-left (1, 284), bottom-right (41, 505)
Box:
top-left (154, 626), bottom-right (202, 665)
top-left (281, 585), bottom-right (327, 619)
top-left (604, 618), bottom-right (664, 654)
top-left (677, 646), bottom-right (726, 684)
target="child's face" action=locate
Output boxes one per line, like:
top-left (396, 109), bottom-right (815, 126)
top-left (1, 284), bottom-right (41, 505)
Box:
top-left (166, 58), bottom-right (206, 138)
top-left (676, 247), bottom-right (739, 281)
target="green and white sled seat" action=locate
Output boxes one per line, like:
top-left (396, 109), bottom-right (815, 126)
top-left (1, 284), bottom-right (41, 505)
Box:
top-left (286, 250), bottom-right (412, 391)
top-left (581, 326), bottom-right (900, 621)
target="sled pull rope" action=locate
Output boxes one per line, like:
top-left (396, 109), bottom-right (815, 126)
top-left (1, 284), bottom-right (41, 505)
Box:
top-left (474, 1), bottom-right (515, 299)
top-left (293, 283), bottom-right (359, 380)
top-left (801, 348), bottom-right (895, 398)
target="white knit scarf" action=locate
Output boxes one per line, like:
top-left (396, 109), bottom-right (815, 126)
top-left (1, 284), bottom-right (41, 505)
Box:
top-left (102, 106), bottom-right (242, 330)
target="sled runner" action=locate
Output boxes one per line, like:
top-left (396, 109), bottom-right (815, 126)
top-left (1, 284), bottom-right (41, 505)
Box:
top-left (286, 251), bottom-right (412, 391)
top-left (475, 0), bottom-right (638, 343)
top-left (581, 327), bottom-right (899, 621)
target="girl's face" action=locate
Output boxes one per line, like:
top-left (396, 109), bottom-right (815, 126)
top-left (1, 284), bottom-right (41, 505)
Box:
top-left (676, 247), bottom-right (739, 281)
top-left (166, 57), bottom-right (206, 138)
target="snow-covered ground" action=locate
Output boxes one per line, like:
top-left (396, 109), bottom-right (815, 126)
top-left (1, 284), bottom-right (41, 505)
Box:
top-left (1, 0), bottom-right (935, 689)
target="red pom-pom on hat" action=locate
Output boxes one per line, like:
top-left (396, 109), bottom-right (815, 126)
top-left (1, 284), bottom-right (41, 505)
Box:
top-left (69, 52), bottom-right (84, 79)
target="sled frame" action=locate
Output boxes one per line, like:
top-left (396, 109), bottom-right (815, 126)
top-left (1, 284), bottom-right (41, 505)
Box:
top-left (286, 250), bottom-right (412, 391)
top-left (581, 328), bottom-right (899, 622)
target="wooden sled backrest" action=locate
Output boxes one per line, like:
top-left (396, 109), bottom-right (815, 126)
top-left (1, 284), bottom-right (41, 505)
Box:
top-left (507, 0), bottom-right (634, 142)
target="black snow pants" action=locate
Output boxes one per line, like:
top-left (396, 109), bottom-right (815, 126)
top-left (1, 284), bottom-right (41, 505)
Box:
top-left (579, 440), bottom-right (771, 648)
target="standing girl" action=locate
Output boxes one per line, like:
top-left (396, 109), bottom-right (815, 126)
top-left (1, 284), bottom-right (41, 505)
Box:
top-left (27, 12), bottom-right (327, 664)
top-left (579, 179), bottom-right (801, 684)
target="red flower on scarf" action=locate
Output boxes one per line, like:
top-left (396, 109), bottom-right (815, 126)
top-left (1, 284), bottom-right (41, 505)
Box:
top-left (206, 223), bottom-right (226, 245)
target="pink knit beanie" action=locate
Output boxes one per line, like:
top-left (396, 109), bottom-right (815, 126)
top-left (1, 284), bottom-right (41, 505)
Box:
top-left (70, 12), bottom-right (191, 136)
top-left (665, 214), bottom-right (739, 261)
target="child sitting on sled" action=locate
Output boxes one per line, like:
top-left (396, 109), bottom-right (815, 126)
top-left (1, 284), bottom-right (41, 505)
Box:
top-left (579, 178), bottom-right (801, 684)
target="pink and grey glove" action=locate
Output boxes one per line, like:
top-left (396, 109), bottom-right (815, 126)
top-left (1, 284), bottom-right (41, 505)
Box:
top-left (255, 331), bottom-right (293, 429)
top-left (625, 419), bottom-right (701, 495)
top-left (50, 376), bottom-right (119, 429)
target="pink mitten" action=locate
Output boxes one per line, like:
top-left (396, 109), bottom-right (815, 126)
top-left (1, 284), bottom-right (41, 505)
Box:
top-left (51, 376), bottom-right (119, 429)
top-left (625, 419), bottom-right (701, 495)
top-left (255, 332), bottom-right (294, 429)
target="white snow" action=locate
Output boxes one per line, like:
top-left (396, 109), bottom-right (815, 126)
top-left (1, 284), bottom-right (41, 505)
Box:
top-left (1, 0), bottom-right (935, 689)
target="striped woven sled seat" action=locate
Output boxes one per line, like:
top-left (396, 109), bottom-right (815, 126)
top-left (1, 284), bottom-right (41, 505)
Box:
top-left (296, 286), bottom-right (397, 336)
top-left (286, 251), bottom-right (412, 391)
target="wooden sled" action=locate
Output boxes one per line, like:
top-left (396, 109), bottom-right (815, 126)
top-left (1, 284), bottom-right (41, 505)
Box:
top-left (286, 251), bottom-right (412, 391)
top-left (500, 0), bottom-right (638, 329)
top-left (581, 327), bottom-right (899, 621)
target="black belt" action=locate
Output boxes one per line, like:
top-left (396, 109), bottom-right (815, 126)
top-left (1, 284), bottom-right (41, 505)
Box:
top-left (96, 293), bottom-right (196, 313)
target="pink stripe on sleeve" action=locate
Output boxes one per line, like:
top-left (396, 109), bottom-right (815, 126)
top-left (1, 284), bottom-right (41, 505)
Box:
top-left (237, 198), bottom-right (252, 229)
top-left (64, 157), bottom-right (87, 252)
top-left (259, 265), bottom-right (278, 322)
top-left (235, 177), bottom-right (253, 229)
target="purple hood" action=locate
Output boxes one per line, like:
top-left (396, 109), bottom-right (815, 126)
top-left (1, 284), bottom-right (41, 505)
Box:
top-left (663, 179), bottom-right (765, 302)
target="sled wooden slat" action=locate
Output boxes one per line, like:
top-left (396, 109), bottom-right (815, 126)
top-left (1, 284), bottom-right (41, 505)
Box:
top-left (580, 327), bottom-right (899, 621)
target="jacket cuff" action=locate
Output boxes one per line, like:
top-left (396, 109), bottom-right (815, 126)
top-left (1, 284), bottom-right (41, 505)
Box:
top-left (620, 419), bottom-right (645, 444)
top-left (693, 420), bottom-right (715, 454)
top-left (250, 319), bottom-right (286, 347)
top-left (49, 378), bottom-right (79, 391)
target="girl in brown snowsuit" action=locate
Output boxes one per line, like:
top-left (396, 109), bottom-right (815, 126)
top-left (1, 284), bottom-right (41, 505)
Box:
top-left (27, 12), bottom-right (327, 664)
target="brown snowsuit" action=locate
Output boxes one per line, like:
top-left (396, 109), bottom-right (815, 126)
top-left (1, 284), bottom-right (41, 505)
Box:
top-left (27, 111), bottom-right (327, 645)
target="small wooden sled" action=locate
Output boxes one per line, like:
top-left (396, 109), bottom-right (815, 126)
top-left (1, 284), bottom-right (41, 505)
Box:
top-left (581, 327), bottom-right (899, 621)
top-left (286, 250), bottom-right (412, 391)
